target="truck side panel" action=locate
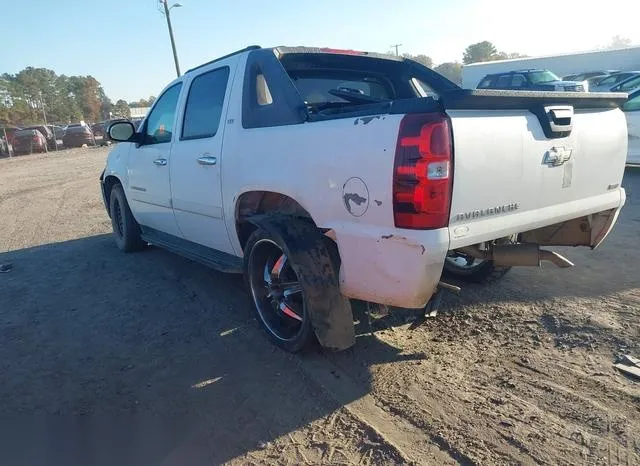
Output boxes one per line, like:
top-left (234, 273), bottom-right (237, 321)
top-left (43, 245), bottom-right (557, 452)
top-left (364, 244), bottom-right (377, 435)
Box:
top-left (221, 56), bottom-right (447, 306)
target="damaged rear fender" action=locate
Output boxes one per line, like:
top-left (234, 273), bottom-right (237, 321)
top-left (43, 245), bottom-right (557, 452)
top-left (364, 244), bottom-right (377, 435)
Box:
top-left (246, 215), bottom-right (356, 351)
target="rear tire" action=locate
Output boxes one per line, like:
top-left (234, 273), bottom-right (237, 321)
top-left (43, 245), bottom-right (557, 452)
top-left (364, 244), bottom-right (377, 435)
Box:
top-left (244, 226), bottom-right (317, 352)
top-left (443, 236), bottom-right (518, 283)
top-left (109, 184), bottom-right (145, 253)
top-left (443, 257), bottom-right (511, 283)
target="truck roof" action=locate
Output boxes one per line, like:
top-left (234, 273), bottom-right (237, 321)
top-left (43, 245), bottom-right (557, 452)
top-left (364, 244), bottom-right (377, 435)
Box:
top-left (185, 45), bottom-right (405, 74)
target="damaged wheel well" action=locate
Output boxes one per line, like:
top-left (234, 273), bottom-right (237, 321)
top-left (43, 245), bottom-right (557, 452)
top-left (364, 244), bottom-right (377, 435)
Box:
top-left (235, 191), bottom-right (316, 250)
top-left (102, 175), bottom-right (122, 217)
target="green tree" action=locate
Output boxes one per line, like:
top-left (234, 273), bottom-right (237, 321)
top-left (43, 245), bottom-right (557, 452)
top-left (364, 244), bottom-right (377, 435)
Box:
top-left (494, 51), bottom-right (529, 60)
top-left (129, 98), bottom-right (147, 108)
top-left (129, 96), bottom-right (157, 108)
top-left (101, 96), bottom-right (114, 120)
top-left (403, 53), bottom-right (433, 68)
top-left (434, 62), bottom-right (463, 85)
top-left (113, 99), bottom-right (131, 119)
top-left (606, 35), bottom-right (631, 49)
top-left (463, 41), bottom-right (498, 64)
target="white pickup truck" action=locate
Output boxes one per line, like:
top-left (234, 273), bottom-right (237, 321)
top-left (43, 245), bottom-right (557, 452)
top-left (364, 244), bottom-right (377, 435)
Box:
top-left (101, 46), bottom-right (628, 352)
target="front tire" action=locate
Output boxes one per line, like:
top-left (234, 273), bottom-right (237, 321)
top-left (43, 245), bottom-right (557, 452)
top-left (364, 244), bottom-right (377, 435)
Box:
top-left (109, 184), bottom-right (145, 252)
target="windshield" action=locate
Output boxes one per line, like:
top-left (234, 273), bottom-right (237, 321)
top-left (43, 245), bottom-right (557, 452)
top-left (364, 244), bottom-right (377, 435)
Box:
top-left (528, 70), bottom-right (560, 84)
top-left (618, 75), bottom-right (640, 91)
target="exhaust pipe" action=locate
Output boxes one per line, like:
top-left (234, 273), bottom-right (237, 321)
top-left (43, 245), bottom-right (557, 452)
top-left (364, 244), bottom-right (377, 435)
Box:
top-left (458, 243), bottom-right (574, 268)
top-left (539, 249), bottom-right (574, 268)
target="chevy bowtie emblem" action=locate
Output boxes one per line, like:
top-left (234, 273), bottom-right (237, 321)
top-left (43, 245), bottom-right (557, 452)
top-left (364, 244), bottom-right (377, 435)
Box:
top-left (544, 147), bottom-right (573, 166)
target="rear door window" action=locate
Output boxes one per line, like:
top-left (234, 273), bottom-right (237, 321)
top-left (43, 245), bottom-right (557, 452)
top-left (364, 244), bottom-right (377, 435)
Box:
top-left (495, 75), bottom-right (511, 88)
top-left (511, 74), bottom-right (526, 88)
top-left (181, 67), bottom-right (230, 140)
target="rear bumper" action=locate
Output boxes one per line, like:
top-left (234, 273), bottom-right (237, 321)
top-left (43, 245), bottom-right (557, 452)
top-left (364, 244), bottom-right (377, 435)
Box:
top-left (333, 224), bottom-right (449, 309)
top-left (449, 189), bottom-right (625, 250)
top-left (63, 137), bottom-right (94, 146)
top-left (332, 189), bottom-right (626, 309)
top-left (13, 143), bottom-right (45, 152)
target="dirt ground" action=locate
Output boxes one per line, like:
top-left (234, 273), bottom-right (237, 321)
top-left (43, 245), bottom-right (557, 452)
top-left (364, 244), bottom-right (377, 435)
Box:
top-left (0, 147), bottom-right (638, 466)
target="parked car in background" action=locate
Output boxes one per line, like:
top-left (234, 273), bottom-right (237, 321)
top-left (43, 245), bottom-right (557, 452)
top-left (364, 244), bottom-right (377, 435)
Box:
top-left (100, 119), bottom-right (132, 145)
top-left (131, 118), bottom-right (144, 130)
top-left (12, 129), bottom-right (48, 155)
top-left (610, 74), bottom-right (640, 93)
top-left (48, 125), bottom-right (66, 140)
top-left (91, 122), bottom-right (106, 138)
top-left (63, 125), bottom-right (96, 148)
top-left (562, 70), bottom-right (617, 82)
top-left (477, 70), bottom-right (586, 91)
top-left (589, 71), bottom-right (640, 92)
top-left (22, 125), bottom-right (56, 150)
top-left (0, 125), bottom-right (21, 146)
top-left (623, 89), bottom-right (640, 165)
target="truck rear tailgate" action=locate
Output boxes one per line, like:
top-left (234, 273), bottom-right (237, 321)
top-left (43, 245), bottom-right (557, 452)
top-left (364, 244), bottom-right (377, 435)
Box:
top-left (441, 90), bottom-right (628, 249)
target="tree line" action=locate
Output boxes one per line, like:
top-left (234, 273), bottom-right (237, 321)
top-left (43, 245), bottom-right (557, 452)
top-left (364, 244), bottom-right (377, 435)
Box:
top-left (400, 40), bottom-right (528, 85)
top-left (0, 68), bottom-right (157, 127)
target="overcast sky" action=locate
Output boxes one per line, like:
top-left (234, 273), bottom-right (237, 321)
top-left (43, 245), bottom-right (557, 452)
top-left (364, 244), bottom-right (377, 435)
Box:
top-left (3, 0), bottom-right (639, 101)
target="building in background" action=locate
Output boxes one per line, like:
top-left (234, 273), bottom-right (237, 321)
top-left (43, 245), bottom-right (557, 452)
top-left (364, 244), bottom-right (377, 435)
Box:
top-left (462, 45), bottom-right (640, 89)
top-left (129, 107), bottom-right (150, 119)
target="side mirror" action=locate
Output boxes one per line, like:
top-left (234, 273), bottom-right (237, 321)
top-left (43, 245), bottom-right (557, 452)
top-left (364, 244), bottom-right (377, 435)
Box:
top-left (108, 121), bottom-right (136, 142)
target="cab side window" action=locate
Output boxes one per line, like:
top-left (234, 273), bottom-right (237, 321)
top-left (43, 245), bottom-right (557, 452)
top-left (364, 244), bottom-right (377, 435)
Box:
top-left (144, 83), bottom-right (182, 145)
top-left (478, 76), bottom-right (493, 89)
top-left (496, 75), bottom-right (511, 88)
top-left (511, 74), bottom-right (526, 88)
top-left (181, 67), bottom-right (230, 140)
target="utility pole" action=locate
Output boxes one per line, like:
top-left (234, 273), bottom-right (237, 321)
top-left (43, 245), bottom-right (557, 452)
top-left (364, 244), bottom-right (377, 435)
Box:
top-left (390, 44), bottom-right (403, 56)
top-left (161, 0), bottom-right (181, 77)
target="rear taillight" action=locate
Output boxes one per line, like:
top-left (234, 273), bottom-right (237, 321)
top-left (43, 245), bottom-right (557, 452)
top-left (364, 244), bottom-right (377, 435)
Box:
top-left (393, 113), bottom-right (453, 229)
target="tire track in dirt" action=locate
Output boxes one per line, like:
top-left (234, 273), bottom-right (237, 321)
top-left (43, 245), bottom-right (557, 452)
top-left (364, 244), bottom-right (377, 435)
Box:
top-left (298, 352), bottom-right (460, 465)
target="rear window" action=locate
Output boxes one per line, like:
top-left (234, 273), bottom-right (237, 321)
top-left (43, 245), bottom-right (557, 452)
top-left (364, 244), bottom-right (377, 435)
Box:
top-left (15, 129), bottom-right (36, 137)
top-left (290, 73), bottom-right (393, 104)
top-left (67, 126), bottom-right (89, 134)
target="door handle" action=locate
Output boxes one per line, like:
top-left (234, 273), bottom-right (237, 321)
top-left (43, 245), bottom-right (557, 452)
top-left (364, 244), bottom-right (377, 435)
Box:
top-left (153, 158), bottom-right (167, 166)
top-left (197, 156), bottom-right (217, 166)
